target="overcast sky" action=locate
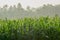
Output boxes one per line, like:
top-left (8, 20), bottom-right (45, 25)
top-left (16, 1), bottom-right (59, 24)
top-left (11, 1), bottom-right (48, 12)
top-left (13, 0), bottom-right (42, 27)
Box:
top-left (0, 0), bottom-right (60, 8)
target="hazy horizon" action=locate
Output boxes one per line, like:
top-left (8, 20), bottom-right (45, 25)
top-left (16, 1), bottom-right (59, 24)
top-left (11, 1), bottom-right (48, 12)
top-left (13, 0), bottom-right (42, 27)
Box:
top-left (0, 0), bottom-right (60, 8)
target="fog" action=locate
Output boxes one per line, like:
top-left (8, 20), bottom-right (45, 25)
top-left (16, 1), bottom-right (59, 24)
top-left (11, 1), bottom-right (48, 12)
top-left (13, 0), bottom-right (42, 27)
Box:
top-left (0, 0), bottom-right (60, 8)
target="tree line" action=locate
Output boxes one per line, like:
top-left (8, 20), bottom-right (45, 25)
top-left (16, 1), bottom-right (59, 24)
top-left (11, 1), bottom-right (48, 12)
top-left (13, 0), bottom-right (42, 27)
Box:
top-left (0, 3), bottom-right (60, 19)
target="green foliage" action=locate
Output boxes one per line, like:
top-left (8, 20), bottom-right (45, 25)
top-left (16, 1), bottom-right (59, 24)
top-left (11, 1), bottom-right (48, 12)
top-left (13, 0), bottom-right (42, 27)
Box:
top-left (0, 16), bottom-right (60, 40)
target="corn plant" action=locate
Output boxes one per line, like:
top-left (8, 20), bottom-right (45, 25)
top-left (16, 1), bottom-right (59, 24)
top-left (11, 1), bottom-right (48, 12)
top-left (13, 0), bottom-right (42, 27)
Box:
top-left (0, 16), bottom-right (60, 40)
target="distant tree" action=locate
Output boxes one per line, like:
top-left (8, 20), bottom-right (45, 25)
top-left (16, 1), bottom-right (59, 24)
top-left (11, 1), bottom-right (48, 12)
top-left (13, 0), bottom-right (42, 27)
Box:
top-left (1, 5), bottom-right (8, 18)
top-left (13, 5), bottom-right (17, 11)
top-left (8, 6), bottom-right (13, 11)
top-left (26, 6), bottom-right (32, 12)
top-left (3, 5), bottom-right (8, 11)
top-left (13, 5), bottom-right (17, 15)
top-left (27, 6), bottom-right (30, 11)
top-left (13, 5), bottom-right (16, 9)
top-left (43, 4), bottom-right (46, 8)
top-left (3, 5), bottom-right (8, 9)
top-left (17, 3), bottom-right (22, 9)
top-left (8, 6), bottom-right (13, 14)
top-left (17, 3), bottom-right (24, 14)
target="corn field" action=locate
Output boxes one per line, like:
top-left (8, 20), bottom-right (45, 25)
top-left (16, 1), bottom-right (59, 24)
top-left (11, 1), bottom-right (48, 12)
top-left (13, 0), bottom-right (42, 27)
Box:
top-left (0, 16), bottom-right (60, 40)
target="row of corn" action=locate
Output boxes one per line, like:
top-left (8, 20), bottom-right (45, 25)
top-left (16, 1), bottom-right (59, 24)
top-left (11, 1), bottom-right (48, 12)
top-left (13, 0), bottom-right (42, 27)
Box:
top-left (0, 16), bottom-right (60, 40)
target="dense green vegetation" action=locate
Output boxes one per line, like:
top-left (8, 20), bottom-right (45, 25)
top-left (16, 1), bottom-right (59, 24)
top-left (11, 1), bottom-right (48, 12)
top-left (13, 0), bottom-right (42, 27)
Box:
top-left (0, 3), bottom-right (60, 40)
top-left (0, 3), bottom-right (60, 19)
top-left (0, 16), bottom-right (60, 40)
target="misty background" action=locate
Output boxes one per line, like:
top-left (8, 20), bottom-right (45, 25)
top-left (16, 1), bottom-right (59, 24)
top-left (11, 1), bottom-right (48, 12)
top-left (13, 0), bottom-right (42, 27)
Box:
top-left (0, 0), bottom-right (60, 19)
